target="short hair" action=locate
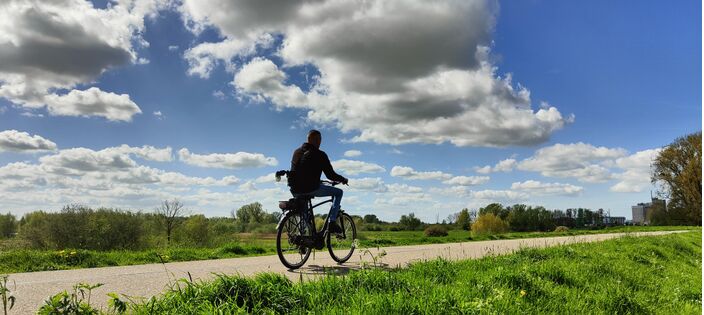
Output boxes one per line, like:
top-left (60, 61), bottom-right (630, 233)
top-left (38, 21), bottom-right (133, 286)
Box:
top-left (308, 129), bottom-right (321, 139)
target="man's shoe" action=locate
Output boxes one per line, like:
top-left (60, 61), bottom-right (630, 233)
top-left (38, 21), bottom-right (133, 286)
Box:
top-left (328, 221), bottom-right (343, 234)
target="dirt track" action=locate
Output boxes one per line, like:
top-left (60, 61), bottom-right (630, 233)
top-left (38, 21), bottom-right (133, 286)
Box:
top-left (9, 230), bottom-right (688, 314)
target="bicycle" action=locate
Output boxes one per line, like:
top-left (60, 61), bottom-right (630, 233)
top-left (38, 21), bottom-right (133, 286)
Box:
top-left (274, 170), bottom-right (357, 270)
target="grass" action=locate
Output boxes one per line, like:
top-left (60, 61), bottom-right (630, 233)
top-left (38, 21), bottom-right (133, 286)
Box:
top-left (0, 225), bottom-right (698, 274)
top-left (91, 230), bottom-right (701, 314)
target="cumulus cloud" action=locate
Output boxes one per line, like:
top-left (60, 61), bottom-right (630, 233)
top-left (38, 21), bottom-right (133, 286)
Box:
top-left (470, 189), bottom-right (529, 201)
top-left (443, 175), bottom-right (490, 186)
top-left (390, 166), bottom-right (452, 181)
top-left (343, 150), bottom-right (362, 158)
top-left (511, 180), bottom-right (583, 196)
top-left (0, 144), bottom-right (245, 213)
top-left (348, 177), bottom-right (388, 193)
top-left (0, 0), bottom-right (166, 120)
top-left (475, 158), bottom-right (517, 174)
top-left (43, 87), bottom-right (142, 122)
top-left (181, 0), bottom-right (572, 147)
top-left (518, 142), bottom-right (627, 183)
top-left (178, 148), bottom-right (278, 169)
top-left (0, 130), bottom-right (57, 152)
top-left (331, 159), bottom-right (385, 175)
top-left (610, 149), bottom-right (661, 193)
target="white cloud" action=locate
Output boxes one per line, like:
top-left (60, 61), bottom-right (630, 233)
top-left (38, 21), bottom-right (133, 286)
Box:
top-left (476, 158), bottom-right (517, 174)
top-left (443, 175), bottom-right (490, 186)
top-left (331, 159), bottom-right (385, 175)
top-left (212, 90), bottom-right (226, 100)
top-left (610, 148), bottom-right (661, 193)
top-left (178, 148), bottom-right (278, 169)
top-left (153, 111), bottom-right (163, 119)
top-left (181, 0), bottom-right (571, 147)
top-left (0, 0), bottom-right (165, 120)
top-left (511, 180), bottom-right (583, 196)
top-left (470, 189), bottom-right (529, 201)
top-left (348, 177), bottom-right (388, 193)
top-left (343, 150), bottom-right (362, 158)
top-left (518, 142), bottom-right (627, 183)
top-left (43, 87), bottom-right (142, 122)
top-left (0, 130), bottom-right (56, 153)
top-left (168, 45), bottom-right (179, 51)
top-left (390, 165), bottom-right (452, 181)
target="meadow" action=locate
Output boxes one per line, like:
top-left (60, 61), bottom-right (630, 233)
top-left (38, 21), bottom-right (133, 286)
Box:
top-left (0, 225), bottom-right (698, 273)
top-left (39, 230), bottom-right (701, 314)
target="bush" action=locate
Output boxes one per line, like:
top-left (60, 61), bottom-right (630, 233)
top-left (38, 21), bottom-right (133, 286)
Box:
top-left (471, 213), bottom-right (509, 236)
top-left (424, 225), bottom-right (448, 237)
top-left (554, 226), bottom-right (570, 232)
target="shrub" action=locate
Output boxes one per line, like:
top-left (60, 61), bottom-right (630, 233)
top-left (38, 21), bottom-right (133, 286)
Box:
top-left (471, 213), bottom-right (509, 236)
top-left (424, 225), bottom-right (448, 237)
top-left (554, 226), bottom-right (570, 232)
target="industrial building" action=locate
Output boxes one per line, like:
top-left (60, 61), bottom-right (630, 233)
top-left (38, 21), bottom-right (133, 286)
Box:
top-left (632, 198), bottom-right (666, 225)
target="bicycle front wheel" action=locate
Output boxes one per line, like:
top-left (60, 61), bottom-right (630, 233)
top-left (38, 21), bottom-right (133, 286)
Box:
top-left (327, 213), bottom-right (357, 263)
top-left (276, 212), bottom-right (313, 269)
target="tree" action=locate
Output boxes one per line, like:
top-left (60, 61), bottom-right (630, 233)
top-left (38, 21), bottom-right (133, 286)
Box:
top-left (479, 203), bottom-right (509, 220)
top-left (455, 208), bottom-right (471, 230)
top-left (652, 132), bottom-right (702, 225)
top-left (0, 213), bottom-right (16, 238)
top-left (399, 213), bottom-right (422, 230)
top-left (363, 214), bottom-right (381, 224)
top-left (155, 199), bottom-right (188, 245)
top-left (232, 202), bottom-right (266, 224)
top-left (180, 215), bottom-right (210, 246)
top-left (471, 213), bottom-right (509, 235)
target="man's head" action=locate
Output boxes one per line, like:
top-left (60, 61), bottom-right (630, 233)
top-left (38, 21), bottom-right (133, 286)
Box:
top-left (307, 129), bottom-right (321, 148)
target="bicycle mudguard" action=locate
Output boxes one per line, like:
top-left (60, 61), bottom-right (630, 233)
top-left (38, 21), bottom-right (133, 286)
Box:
top-left (276, 211), bottom-right (289, 230)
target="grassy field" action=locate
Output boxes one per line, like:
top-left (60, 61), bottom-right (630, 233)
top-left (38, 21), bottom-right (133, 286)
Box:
top-left (1, 225), bottom-right (698, 274)
top-left (46, 230), bottom-right (701, 314)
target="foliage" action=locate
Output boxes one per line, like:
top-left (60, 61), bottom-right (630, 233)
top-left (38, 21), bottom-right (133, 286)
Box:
top-left (472, 213), bottom-right (509, 235)
top-left (652, 131), bottom-right (702, 225)
top-left (0, 275), bottom-right (15, 315)
top-left (554, 226), bottom-right (570, 232)
top-left (0, 214), bottom-right (16, 239)
top-left (90, 232), bottom-right (701, 314)
top-left (455, 208), bottom-right (471, 230)
top-left (363, 214), bottom-right (382, 224)
top-left (507, 205), bottom-right (556, 232)
top-left (398, 213), bottom-right (423, 231)
top-left (18, 206), bottom-right (144, 250)
top-left (424, 225), bottom-right (448, 237)
top-left (176, 215), bottom-right (210, 247)
top-left (38, 283), bottom-right (103, 315)
top-left (479, 203), bottom-right (510, 220)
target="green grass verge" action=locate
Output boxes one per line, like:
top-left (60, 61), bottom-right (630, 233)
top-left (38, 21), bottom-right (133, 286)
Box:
top-left (101, 231), bottom-right (701, 314)
top-left (1, 225), bottom-right (698, 274)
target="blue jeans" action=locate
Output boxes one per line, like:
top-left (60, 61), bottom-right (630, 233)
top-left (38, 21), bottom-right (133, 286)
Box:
top-left (295, 184), bottom-right (343, 222)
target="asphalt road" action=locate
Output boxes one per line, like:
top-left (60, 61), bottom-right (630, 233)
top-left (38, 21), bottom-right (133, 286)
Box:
top-left (9, 230), bottom-right (687, 314)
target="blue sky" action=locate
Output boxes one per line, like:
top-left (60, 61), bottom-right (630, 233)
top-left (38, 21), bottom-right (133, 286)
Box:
top-left (0, 0), bottom-right (700, 222)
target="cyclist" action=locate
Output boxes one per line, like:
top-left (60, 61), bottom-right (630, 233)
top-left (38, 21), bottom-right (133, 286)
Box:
top-left (288, 129), bottom-right (348, 233)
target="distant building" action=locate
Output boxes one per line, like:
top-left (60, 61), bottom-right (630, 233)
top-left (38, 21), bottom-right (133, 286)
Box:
top-left (632, 198), bottom-right (666, 225)
top-left (603, 216), bottom-right (626, 226)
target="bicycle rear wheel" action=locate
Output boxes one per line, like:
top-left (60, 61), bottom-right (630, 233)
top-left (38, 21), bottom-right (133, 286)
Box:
top-left (276, 212), bottom-right (313, 269)
top-left (327, 213), bottom-right (357, 263)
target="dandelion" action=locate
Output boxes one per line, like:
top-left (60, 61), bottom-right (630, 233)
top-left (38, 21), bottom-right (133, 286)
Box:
top-left (520, 290), bottom-right (527, 297)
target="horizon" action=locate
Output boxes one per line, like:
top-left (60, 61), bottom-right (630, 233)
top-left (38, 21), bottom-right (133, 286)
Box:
top-left (0, 0), bottom-right (700, 223)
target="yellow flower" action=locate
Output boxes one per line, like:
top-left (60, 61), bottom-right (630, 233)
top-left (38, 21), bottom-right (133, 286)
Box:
top-left (59, 250), bottom-right (66, 254)
top-left (520, 290), bottom-right (527, 297)
top-left (70, 251), bottom-right (77, 255)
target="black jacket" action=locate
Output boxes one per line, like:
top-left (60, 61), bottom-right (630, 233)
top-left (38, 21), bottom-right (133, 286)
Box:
top-left (288, 143), bottom-right (346, 194)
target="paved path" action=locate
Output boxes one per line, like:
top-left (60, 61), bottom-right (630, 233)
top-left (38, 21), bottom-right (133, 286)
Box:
top-left (9, 231), bottom-right (688, 314)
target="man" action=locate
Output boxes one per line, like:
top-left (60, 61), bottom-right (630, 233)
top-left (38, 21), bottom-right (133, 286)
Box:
top-left (288, 130), bottom-right (348, 233)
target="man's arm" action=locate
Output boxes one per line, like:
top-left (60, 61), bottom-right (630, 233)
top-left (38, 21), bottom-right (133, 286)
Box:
top-left (321, 152), bottom-right (347, 184)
